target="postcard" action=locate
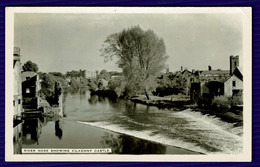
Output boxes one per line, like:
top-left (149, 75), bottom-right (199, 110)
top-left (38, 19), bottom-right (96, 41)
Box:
top-left (5, 7), bottom-right (252, 161)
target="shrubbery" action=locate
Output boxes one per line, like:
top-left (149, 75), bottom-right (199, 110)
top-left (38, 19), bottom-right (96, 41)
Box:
top-left (211, 95), bottom-right (231, 110)
top-left (231, 91), bottom-right (243, 106)
top-left (108, 77), bottom-right (126, 97)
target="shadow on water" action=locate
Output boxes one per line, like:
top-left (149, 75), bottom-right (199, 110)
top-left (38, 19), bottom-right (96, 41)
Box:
top-left (21, 116), bottom-right (63, 146)
top-left (101, 132), bottom-right (166, 154)
top-left (88, 94), bottom-right (98, 104)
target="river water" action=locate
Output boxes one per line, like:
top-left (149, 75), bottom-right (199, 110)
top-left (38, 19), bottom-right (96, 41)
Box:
top-left (18, 91), bottom-right (243, 154)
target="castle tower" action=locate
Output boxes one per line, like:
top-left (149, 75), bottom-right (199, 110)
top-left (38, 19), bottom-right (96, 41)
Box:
top-left (166, 65), bottom-right (169, 73)
top-left (230, 55), bottom-right (239, 75)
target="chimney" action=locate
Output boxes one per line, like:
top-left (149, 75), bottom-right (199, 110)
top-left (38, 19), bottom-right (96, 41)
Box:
top-left (192, 69), bottom-right (195, 73)
top-left (13, 47), bottom-right (21, 61)
top-left (208, 66), bottom-right (211, 71)
top-left (181, 66), bottom-right (183, 72)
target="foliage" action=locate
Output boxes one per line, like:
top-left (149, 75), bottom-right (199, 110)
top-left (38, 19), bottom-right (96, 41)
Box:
top-left (49, 72), bottom-right (65, 79)
top-left (97, 70), bottom-right (111, 81)
top-left (38, 73), bottom-right (68, 106)
top-left (108, 77), bottom-right (127, 97)
top-left (156, 72), bottom-right (188, 96)
top-left (211, 95), bottom-right (231, 110)
top-left (88, 79), bottom-right (98, 92)
top-left (22, 60), bottom-right (39, 72)
top-left (100, 26), bottom-right (168, 99)
top-left (231, 91), bottom-right (243, 106)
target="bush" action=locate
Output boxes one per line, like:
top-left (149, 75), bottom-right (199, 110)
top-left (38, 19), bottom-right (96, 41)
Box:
top-left (211, 95), bottom-right (231, 110)
top-left (108, 77), bottom-right (126, 97)
top-left (231, 91), bottom-right (243, 106)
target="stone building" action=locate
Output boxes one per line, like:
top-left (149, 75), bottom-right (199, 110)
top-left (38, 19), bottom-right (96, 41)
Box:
top-left (66, 69), bottom-right (86, 79)
top-left (21, 71), bottom-right (41, 110)
top-left (13, 47), bottom-right (23, 119)
top-left (224, 67), bottom-right (243, 96)
top-left (13, 47), bottom-right (23, 154)
top-left (190, 55), bottom-right (242, 103)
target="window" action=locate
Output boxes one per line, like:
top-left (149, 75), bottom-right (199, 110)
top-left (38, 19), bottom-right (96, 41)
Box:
top-left (26, 88), bottom-right (30, 93)
top-left (18, 99), bottom-right (21, 104)
top-left (234, 62), bottom-right (237, 67)
top-left (13, 100), bottom-right (15, 106)
top-left (232, 81), bottom-right (236, 87)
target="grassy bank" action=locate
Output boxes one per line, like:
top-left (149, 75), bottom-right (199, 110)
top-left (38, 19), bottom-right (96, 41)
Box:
top-left (130, 95), bottom-right (243, 125)
top-left (131, 95), bottom-right (194, 111)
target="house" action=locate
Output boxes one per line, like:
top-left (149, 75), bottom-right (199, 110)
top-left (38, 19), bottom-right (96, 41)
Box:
top-left (21, 71), bottom-right (41, 110)
top-left (190, 55), bottom-right (242, 102)
top-left (224, 67), bottom-right (243, 96)
top-left (181, 69), bottom-right (199, 94)
top-left (13, 47), bottom-right (23, 119)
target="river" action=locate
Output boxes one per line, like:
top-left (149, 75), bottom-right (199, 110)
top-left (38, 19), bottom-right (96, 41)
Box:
top-left (16, 90), bottom-right (243, 154)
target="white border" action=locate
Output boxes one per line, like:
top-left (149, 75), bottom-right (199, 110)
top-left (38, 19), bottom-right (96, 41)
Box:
top-left (5, 7), bottom-right (252, 162)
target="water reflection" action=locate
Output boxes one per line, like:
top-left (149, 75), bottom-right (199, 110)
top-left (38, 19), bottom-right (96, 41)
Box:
top-left (22, 118), bottom-right (42, 145)
top-left (55, 119), bottom-right (63, 140)
top-left (88, 94), bottom-right (98, 104)
top-left (21, 116), bottom-right (63, 145)
top-left (13, 122), bottom-right (22, 154)
top-left (101, 132), bottom-right (166, 154)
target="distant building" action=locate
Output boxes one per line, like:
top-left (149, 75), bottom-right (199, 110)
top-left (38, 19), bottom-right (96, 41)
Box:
top-left (66, 69), bottom-right (86, 79)
top-left (66, 69), bottom-right (88, 84)
top-left (230, 55), bottom-right (239, 75)
top-left (190, 55), bottom-right (243, 103)
top-left (13, 47), bottom-right (23, 119)
top-left (85, 70), bottom-right (97, 79)
top-left (21, 71), bottom-right (41, 110)
top-left (224, 67), bottom-right (243, 96)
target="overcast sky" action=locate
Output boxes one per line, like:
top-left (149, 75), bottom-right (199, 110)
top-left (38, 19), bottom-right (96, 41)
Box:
top-left (14, 13), bottom-right (243, 73)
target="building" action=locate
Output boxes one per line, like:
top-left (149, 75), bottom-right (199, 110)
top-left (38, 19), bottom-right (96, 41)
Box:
top-left (190, 55), bottom-right (242, 102)
top-left (66, 69), bottom-right (86, 79)
top-left (13, 47), bottom-right (23, 119)
top-left (224, 67), bottom-right (243, 96)
top-left (197, 67), bottom-right (230, 83)
top-left (181, 69), bottom-right (199, 94)
top-left (21, 71), bottom-right (41, 110)
top-left (13, 47), bottom-right (23, 154)
top-left (85, 70), bottom-right (97, 79)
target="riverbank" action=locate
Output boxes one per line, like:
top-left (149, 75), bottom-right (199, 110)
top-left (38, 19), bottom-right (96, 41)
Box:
top-left (131, 95), bottom-right (194, 111)
top-left (130, 95), bottom-right (243, 125)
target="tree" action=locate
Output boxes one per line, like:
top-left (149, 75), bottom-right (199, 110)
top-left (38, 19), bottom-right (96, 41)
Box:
top-left (22, 60), bottom-right (39, 72)
top-left (156, 72), bottom-right (188, 96)
top-left (98, 69), bottom-right (111, 81)
top-left (100, 26), bottom-right (168, 99)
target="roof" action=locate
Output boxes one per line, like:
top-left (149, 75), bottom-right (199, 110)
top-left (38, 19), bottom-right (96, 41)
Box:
top-left (21, 71), bottom-right (37, 82)
top-left (236, 67), bottom-right (243, 75)
top-left (181, 69), bottom-right (193, 75)
top-left (14, 47), bottom-right (20, 55)
top-left (233, 67), bottom-right (243, 81)
top-left (199, 70), bottom-right (230, 75)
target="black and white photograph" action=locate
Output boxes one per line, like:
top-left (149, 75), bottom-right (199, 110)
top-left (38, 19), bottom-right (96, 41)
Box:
top-left (6, 7), bottom-right (252, 161)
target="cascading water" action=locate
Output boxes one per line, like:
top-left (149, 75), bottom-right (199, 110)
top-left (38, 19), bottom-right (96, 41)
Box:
top-left (66, 91), bottom-right (243, 154)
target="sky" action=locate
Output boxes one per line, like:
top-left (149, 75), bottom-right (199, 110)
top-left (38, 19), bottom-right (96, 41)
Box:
top-left (14, 12), bottom-right (243, 74)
